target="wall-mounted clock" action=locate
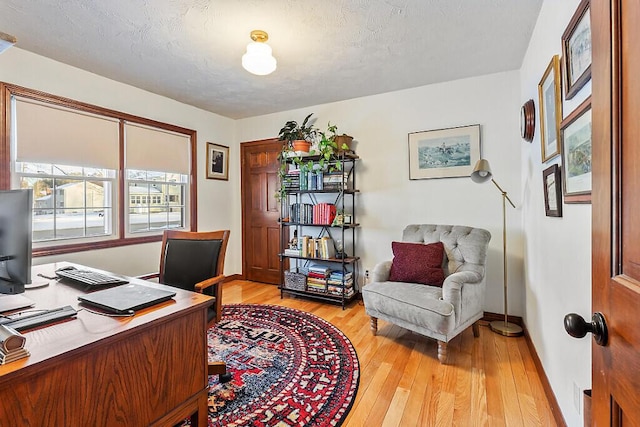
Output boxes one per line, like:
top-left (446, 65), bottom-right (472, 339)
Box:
top-left (520, 99), bottom-right (535, 142)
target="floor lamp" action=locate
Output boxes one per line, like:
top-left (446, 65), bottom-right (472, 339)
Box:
top-left (471, 159), bottom-right (523, 337)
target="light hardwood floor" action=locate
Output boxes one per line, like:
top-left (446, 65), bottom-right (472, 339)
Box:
top-left (222, 280), bottom-right (558, 427)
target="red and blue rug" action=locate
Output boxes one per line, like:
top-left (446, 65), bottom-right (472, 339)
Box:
top-left (205, 304), bottom-right (359, 427)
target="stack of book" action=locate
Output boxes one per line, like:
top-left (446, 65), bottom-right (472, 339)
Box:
top-left (323, 172), bottom-right (348, 190)
top-left (327, 270), bottom-right (355, 298)
top-left (306, 264), bottom-right (330, 293)
top-left (283, 169), bottom-right (300, 190)
top-left (0, 324), bottom-right (29, 365)
top-left (312, 203), bottom-right (337, 225)
top-left (300, 235), bottom-right (335, 259)
top-left (289, 203), bottom-right (314, 223)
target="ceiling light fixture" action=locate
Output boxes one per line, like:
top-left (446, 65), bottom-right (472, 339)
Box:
top-left (0, 31), bottom-right (17, 54)
top-left (242, 30), bottom-right (276, 76)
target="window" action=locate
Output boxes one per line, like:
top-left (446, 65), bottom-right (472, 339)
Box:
top-left (126, 170), bottom-right (187, 234)
top-left (1, 83), bottom-right (197, 256)
top-left (17, 162), bottom-right (115, 242)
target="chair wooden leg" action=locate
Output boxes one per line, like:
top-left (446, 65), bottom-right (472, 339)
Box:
top-left (437, 340), bottom-right (447, 364)
top-left (370, 316), bottom-right (378, 336)
top-left (472, 321), bottom-right (480, 337)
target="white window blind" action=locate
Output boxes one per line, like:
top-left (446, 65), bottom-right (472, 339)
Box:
top-left (14, 97), bottom-right (120, 169)
top-left (124, 123), bottom-right (190, 174)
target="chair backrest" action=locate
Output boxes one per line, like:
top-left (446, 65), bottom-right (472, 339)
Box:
top-left (159, 230), bottom-right (230, 292)
top-left (402, 224), bottom-right (491, 277)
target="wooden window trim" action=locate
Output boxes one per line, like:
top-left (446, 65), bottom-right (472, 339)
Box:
top-left (0, 82), bottom-right (198, 257)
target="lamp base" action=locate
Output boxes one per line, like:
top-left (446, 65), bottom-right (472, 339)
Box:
top-left (489, 320), bottom-right (523, 337)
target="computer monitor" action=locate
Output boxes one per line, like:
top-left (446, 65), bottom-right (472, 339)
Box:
top-left (0, 189), bottom-right (33, 294)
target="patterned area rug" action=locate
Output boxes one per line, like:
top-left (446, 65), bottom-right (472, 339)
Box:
top-left (204, 304), bottom-right (360, 427)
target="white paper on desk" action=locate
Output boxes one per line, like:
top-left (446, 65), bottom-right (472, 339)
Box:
top-left (0, 294), bottom-right (35, 313)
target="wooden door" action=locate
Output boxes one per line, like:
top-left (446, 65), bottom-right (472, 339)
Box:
top-left (591, 0), bottom-right (640, 424)
top-left (241, 139), bottom-right (282, 284)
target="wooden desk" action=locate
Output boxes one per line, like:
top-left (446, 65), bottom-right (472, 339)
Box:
top-left (0, 263), bottom-right (213, 426)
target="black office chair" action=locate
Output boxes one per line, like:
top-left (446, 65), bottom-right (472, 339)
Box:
top-left (159, 229), bottom-right (231, 381)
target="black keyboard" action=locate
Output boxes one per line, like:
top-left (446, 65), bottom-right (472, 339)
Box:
top-left (0, 305), bottom-right (78, 331)
top-left (56, 268), bottom-right (129, 287)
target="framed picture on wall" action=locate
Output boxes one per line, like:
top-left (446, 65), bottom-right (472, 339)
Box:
top-left (408, 124), bottom-right (481, 179)
top-left (542, 164), bottom-right (562, 217)
top-left (562, 0), bottom-right (592, 100)
top-left (561, 96), bottom-right (592, 204)
top-left (206, 143), bottom-right (229, 180)
top-left (538, 55), bottom-right (563, 163)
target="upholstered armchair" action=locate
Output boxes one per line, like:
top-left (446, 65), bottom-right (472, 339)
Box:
top-left (362, 224), bottom-right (491, 363)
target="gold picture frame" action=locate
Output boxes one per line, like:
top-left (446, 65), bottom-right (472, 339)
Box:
top-left (206, 143), bottom-right (229, 180)
top-left (538, 55), bottom-right (563, 163)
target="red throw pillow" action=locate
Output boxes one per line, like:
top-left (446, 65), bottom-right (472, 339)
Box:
top-left (388, 241), bottom-right (445, 286)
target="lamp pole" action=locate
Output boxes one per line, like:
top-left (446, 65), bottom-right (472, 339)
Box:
top-left (489, 178), bottom-right (522, 337)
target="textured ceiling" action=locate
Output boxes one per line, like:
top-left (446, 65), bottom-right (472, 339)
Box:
top-left (1, 0), bottom-right (542, 119)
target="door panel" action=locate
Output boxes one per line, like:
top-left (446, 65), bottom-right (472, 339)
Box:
top-left (241, 139), bottom-right (282, 284)
top-left (592, 0), bottom-right (640, 424)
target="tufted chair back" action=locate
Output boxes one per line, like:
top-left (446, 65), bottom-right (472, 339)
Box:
top-left (402, 224), bottom-right (491, 278)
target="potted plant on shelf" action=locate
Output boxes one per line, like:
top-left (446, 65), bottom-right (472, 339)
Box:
top-left (278, 113), bottom-right (318, 153)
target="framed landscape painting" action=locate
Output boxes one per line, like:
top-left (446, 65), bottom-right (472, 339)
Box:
top-left (562, 0), bottom-right (592, 100)
top-left (408, 124), bottom-right (481, 180)
top-left (561, 97), bottom-right (592, 203)
top-left (538, 55), bottom-right (563, 163)
top-left (206, 142), bottom-right (229, 180)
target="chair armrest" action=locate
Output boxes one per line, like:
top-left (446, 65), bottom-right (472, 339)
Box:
top-left (137, 272), bottom-right (159, 280)
top-left (195, 274), bottom-right (225, 292)
top-left (371, 261), bottom-right (392, 283)
top-left (441, 270), bottom-right (483, 301)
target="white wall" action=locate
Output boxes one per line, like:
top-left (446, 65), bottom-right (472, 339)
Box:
top-left (520, 1), bottom-right (592, 425)
top-left (0, 48), bottom-right (242, 277)
top-left (237, 71), bottom-right (525, 317)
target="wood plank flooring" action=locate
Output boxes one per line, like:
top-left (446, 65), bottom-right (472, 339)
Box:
top-left (222, 280), bottom-right (557, 426)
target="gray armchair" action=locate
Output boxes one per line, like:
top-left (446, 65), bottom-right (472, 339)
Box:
top-left (362, 224), bottom-right (491, 363)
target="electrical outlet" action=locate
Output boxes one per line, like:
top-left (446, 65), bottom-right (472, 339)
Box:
top-left (573, 382), bottom-right (581, 414)
top-left (365, 270), bottom-right (370, 278)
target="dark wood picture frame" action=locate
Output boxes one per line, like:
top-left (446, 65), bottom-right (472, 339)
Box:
top-left (561, 96), bottom-right (592, 203)
top-left (538, 55), bottom-right (563, 162)
top-left (543, 164), bottom-right (563, 217)
top-left (562, 0), bottom-right (592, 100)
top-left (206, 142), bottom-right (229, 180)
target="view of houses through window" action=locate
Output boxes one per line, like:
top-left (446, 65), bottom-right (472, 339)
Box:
top-left (16, 163), bottom-right (189, 242)
top-left (17, 162), bottom-right (115, 242)
top-left (126, 169), bottom-right (187, 233)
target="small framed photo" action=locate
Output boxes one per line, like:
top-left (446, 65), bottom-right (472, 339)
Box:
top-left (562, 0), bottom-right (592, 100)
top-left (543, 164), bottom-right (563, 217)
top-left (408, 124), bottom-right (481, 180)
top-left (206, 143), bottom-right (229, 180)
top-left (561, 96), bottom-right (592, 203)
top-left (538, 55), bottom-right (563, 163)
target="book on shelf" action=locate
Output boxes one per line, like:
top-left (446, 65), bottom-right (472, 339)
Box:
top-left (327, 286), bottom-right (355, 298)
top-left (308, 263), bottom-right (331, 276)
top-left (284, 248), bottom-right (301, 256)
top-left (289, 203), bottom-right (314, 223)
top-left (312, 203), bottom-right (337, 225)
